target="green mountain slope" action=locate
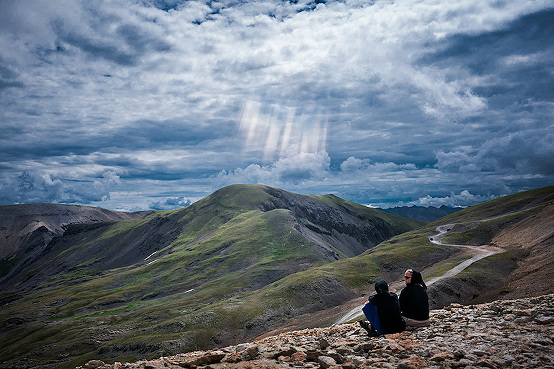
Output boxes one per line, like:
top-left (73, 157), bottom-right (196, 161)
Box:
top-left (0, 184), bottom-right (423, 369)
top-left (312, 185), bottom-right (554, 323)
top-left (424, 185), bottom-right (554, 306)
top-left (1, 185), bottom-right (553, 369)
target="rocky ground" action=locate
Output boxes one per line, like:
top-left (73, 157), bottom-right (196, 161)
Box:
top-left (80, 294), bottom-right (554, 369)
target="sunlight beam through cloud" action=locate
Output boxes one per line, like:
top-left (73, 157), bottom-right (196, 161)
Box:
top-left (238, 99), bottom-right (329, 162)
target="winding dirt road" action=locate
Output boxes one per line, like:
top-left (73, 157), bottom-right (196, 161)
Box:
top-left (425, 224), bottom-right (503, 285)
top-left (332, 224), bottom-right (503, 325)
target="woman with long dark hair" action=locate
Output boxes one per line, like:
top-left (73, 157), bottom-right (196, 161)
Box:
top-left (399, 269), bottom-right (430, 329)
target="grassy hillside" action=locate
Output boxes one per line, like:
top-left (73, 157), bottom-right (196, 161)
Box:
top-left (0, 184), bottom-right (423, 369)
top-left (359, 185), bottom-right (554, 308)
top-left (2, 184), bottom-right (551, 369)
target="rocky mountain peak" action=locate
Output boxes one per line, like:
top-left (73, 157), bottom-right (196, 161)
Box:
top-left (0, 203), bottom-right (140, 259)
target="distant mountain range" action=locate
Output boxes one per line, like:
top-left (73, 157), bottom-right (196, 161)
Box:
top-left (0, 184), bottom-right (553, 369)
top-left (381, 205), bottom-right (463, 222)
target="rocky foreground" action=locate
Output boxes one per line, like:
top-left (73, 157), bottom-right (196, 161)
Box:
top-left (80, 294), bottom-right (554, 369)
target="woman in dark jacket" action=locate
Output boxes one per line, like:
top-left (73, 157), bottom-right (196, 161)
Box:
top-left (399, 269), bottom-right (430, 329)
top-left (359, 279), bottom-right (406, 336)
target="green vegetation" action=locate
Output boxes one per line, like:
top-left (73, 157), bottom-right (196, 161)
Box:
top-left (98, 214), bottom-right (159, 241)
top-left (1, 184), bottom-right (552, 369)
top-left (311, 193), bottom-right (425, 231)
top-left (432, 185), bottom-right (554, 225)
top-left (440, 210), bottom-right (537, 246)
top-left (421, 254), bottom-right (470, 280)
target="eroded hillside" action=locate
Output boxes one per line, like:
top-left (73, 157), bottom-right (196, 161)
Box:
top-left (0, 184), bottom-right (423, 369)
top-left (0, 203), bottom-right (142, 258)
top-left (425, 185), bottom-right (554, 307)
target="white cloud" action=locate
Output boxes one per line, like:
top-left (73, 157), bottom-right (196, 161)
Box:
top-left (340, 156), bottom-right (418, 174)
top-left (408, 190), bottom-right (496, 208)
top-left (215, 150), bottom-right (331, 187)
top-left (340, 156), bottom-right (370, 172)
top-left (435, 150), bottom-right (475, 172)
top-left (150, 196), bottom-right (192, 210)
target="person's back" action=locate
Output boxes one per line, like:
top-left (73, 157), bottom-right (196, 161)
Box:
top-left (368, 291), bottom-right (406, 334)
top-left (360, 279), bottom-right (406, 336)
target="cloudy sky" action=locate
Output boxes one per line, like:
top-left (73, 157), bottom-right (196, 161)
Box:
top-left (0, 0), bottom-right (553, 211)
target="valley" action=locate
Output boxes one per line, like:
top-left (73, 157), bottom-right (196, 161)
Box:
top-left (0, 184), bottom-right (553, 369)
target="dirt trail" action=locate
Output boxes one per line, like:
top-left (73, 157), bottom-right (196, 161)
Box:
top-left (425, 224), bottom-right (503, 285)
top-left (332, 224), bottom-right (503, 325)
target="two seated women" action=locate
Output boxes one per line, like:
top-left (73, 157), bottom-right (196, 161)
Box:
top-left (359, 268), bottom-right (430, 336)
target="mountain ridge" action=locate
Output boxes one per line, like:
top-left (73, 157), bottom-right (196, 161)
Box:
top-left (0, 184), bottom-right (424, 369)
top-left (0, 203), bottom-right (143, 260)
top-left (382, 204), bottom-right (462, 222)
top-left (0, 184), bottom-right (553, 369)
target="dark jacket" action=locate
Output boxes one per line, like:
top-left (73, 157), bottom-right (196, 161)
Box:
top-left (399, 284), bottom-right (429, 320)
top-left (363, 292), bottom-right (406, 334)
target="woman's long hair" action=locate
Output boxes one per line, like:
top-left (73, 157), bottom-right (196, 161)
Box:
top-left (408, 269), bottom-right (427, 290)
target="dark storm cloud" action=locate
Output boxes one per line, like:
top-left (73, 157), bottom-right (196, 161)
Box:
top-left (421, 9), bottom-right (554, 104)
top-left (436, 132), bottom-right (554, 176)
top-left (422, 9), bottom-right (554, 72)
top-left (480, 134), bottom-right (554, 175)
top-left (423, 8), bottom-right (554, 185)
top-left (142, 0), bottom-right (185, 12)
top-left (0, 61), bottom-right (24, 90)
top-left (51, 13), bottom-right (171, 66)
top-left (0, 116), bottom-right (235, 162)
top-left (113, 119), bottom-right (236, 147)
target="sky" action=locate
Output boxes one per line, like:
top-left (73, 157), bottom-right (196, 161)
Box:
top-left (0, 0), bottom-right (553, 212)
